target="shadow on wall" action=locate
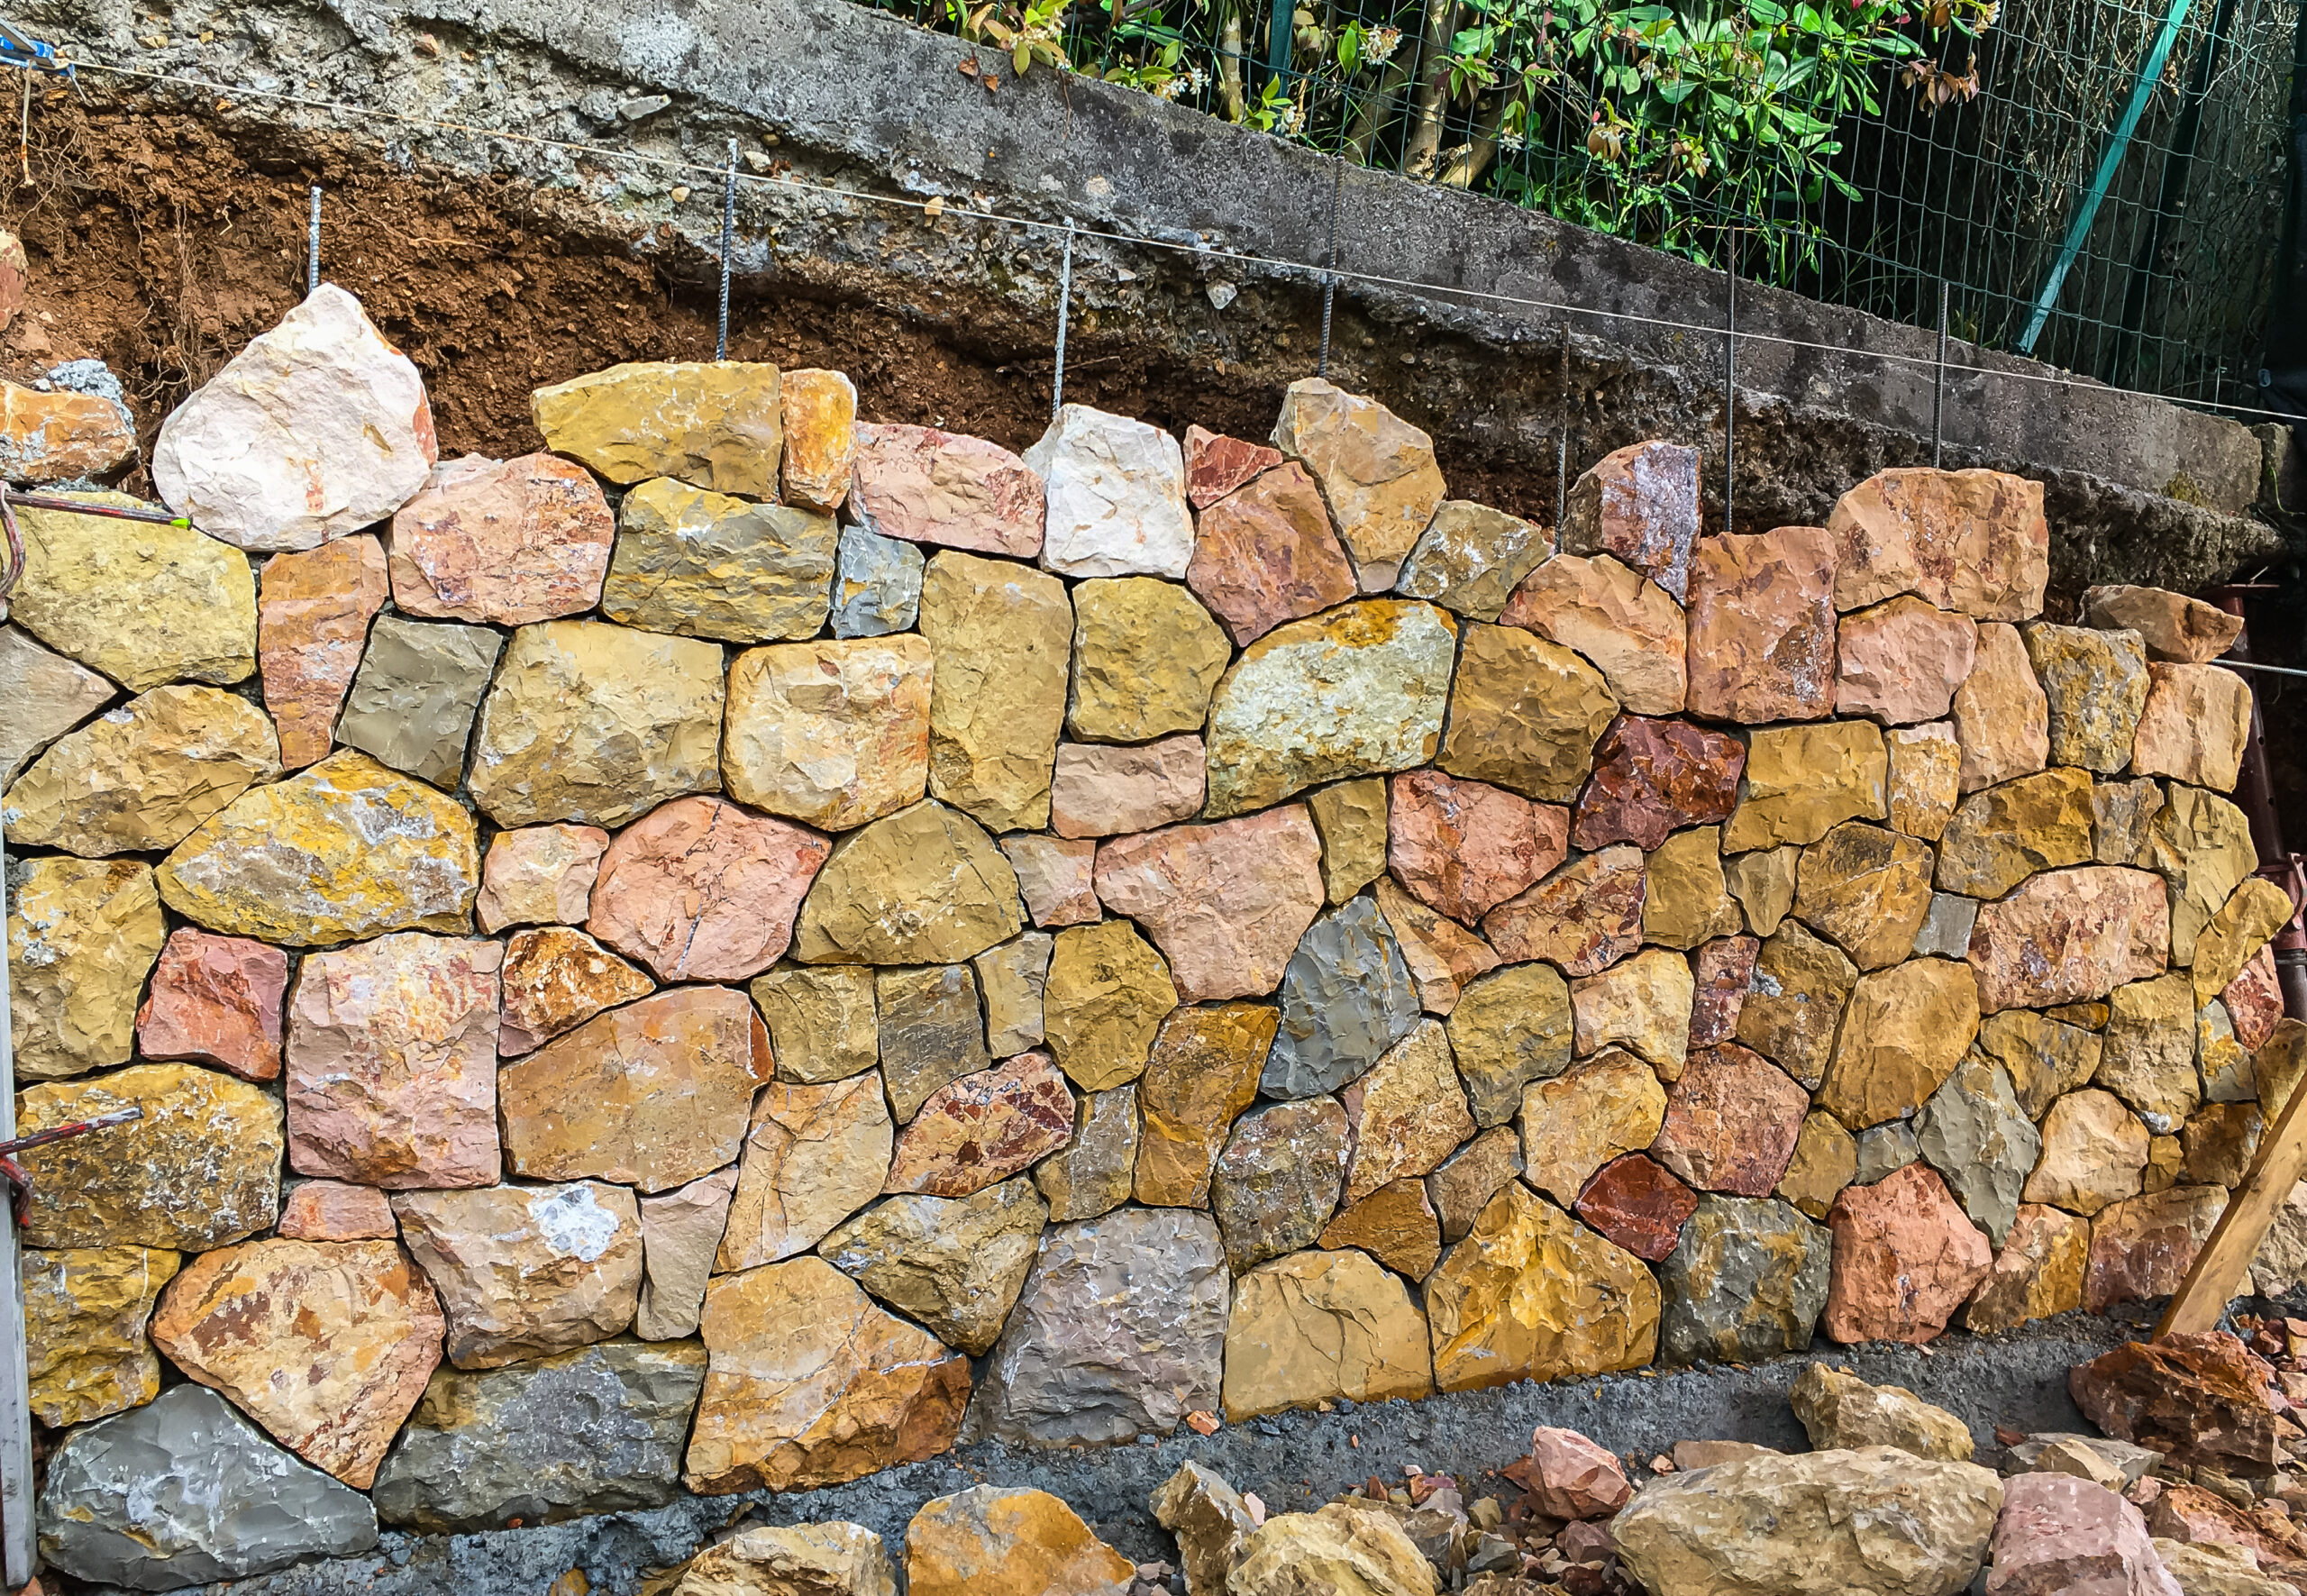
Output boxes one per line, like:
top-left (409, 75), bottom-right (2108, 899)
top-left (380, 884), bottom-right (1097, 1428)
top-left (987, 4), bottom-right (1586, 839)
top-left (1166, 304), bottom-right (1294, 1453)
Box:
top-left (5, 278), bottom-right (2301, 1591)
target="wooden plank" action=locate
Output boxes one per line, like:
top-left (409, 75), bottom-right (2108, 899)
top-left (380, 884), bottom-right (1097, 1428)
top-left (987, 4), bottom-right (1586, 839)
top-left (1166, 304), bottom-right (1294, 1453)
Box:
top-left (0, 823), bottom-right (33, 1586)
top-left (2157, 1065), bottom-right (2307, 1339)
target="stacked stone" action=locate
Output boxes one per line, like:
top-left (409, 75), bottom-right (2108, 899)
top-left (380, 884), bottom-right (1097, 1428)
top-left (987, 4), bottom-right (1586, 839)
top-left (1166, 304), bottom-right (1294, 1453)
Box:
top-left (5, 283), bottom-right (2299, 1588)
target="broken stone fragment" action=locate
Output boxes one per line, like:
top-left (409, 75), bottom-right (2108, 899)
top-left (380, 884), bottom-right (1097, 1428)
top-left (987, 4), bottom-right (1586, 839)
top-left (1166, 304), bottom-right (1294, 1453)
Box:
top-left (533, 359), bottom-right (783, 494)
top-left (369, 1337), bottom-right (708, 1533)
top-left (1576, 1153), bottom-right (1698, 1263)
top-left (1264, 895), bottom-right (1423, 1099)
top-left (1886, 721), bottom-right (1964, 841)
top-left (1426, 1181), bottom-right (1658, 1391)
top-left (850, 420), bottom-right (1044, 557)
top-left (2084, 585), bottom-right (2244, 664)
top-left (1653, 1044), bottom-right (1808, 1196)
top-left (392, 1182), bottom-right (643, 1370)
top-left (1682, 523), bottom-right (1839, 723)
top-left (467, 621), bottom-right (726, 829)
top-left (1559, 441), bottom-right (1700, 600)
top-left (132, 928), bottom-right (285, 1085)
top-left (1067, 574), bottom-right (1233, 743)
top-left (1439, 621), bottom-right (1619, 804)
top-left (716, 1074), bottom-right (892, 1270)
top-left (1790, 1363), bottom-right (1972, 1460)
top-left (1185, 424), bottom-right (1283, 507)
top-left (795, 799), bottom-right (1025, 966)
top-left (687, 1256), bottom-right (969, 1493)
top-left (1206, 598), bottom-right (1459, 816)
top-left (1721, 721), bottom-right (1888, 853)
top-left (1792, 820), bottom-right (1934, 970)
top-left (1990, 1474), bottom-right (2178, 1596)
top-left (1826, 466), bottom-right (2048, 620)
top-left (9, 856), bottom-right (168, 1081)
top-left (1481, 843), bottom-right (1646, 977)
top-left (1825, 1161), bottom-right (1992, 1345)
top-left (904, 1485), bottom-right (1136, 1596)
top-left (1961, 1203), bottom-right (2088, 1334)
top-left (2068, 1331), bottom-right (2283, 1475)
top-left (818, 1177), bottom-right (1048, 1355)
top-left (919, 548), bottom-right (1071, 831)
top-left (0, 376), bottom-right (134, 483)
top-left (603, 476), bottom-right (834, 643)
top-left (1832, 596), bottom-right (1978, 725)
top-left (1033, 1083), bottom-right (1141, 1221)
top-left (831, 522), bottom-right (926, 639)
top-left (1043, 919), bottom-right (1180, 1091)
top-left (23, 1244), bottom-right (180, 1428)
top-left (1967, 865), bottom-right (2171, 1013)
top-left (1953, 621), bottom-right (2052, 793)
top-left (256, 534), bottom-right (388, 768)
top-left (335, 616), bottom-right (501, 788)
top-left (1394, 499), bottom-right (1548, 623)
top-left (633, 1168), bottom-right (737, 1341)
top-left (1221, 1248), bottom-right (1434, 1419)
top-left (884, 1051), bottom-right (1075, 1199)
top-left (720, 634), bottom-right (933, 833)
top-left (1135, 1002), bottom-right (1277, 1207)
top-left (683, 1522), bottom-right (898, 1596)
top-left (1660, 1194), bottom-right (1830, 1365)
top-left (1002, 834), bottom-right (1101, 929)
top-left (1225, 1502), bottom-right (1439, 1596)
top-left (780, 366), bottom-right (857, 513)
top-left (1388, 768), bottom-right (1568, 925)
top-left (1271, 378), bottom-right (1447, 589)
top-left (1445, 959), bottom-right (1575, 1127)
top-left (497, 926), bottom-right (653, 1056)
top-left (388, 451), bottom-right (616, 626)
top-left (277, 1181), bottom-right (397, 1242)
top-left (1210, 1097), bottom-right (1351, 1272)
top-left (477, 824), bottom-right (611, 934)
top-left (1318, 1178), bottom-right (1444, 1279)
top-left (1153, 1460), bottom-right (1259, 1596)
top-left (2023, 623), bottom-right (2152, 773)
top-left (151, 1236), bottom-right (444, 1487)
top-left (971, 1207), bottom-right (1228, 1446)
top-left (1499, 551), bottom-right (1688, 716)
top-left (0, 624), bottom-right (115, 787)
top-left (1093, 806), bottom-right (1327, 1002)
top-left (154, 285), bottom-right (437, 550)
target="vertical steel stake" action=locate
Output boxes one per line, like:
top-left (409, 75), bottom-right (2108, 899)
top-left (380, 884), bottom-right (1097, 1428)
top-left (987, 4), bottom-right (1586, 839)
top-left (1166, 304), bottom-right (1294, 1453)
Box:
top-left (1555, 432), bottom-right (1569, 544)
top-left (306, 184), bottom-right (322, 294)
top-left (1317, 154), bottom-right (1342, 378)
top-left (1723, 257), bottom-right (1737, 538)
top-left (1933, 280), bottom-right (1949, 469)
top-left (0, 810), bottom-right (29, 1590)
top-left (716, 140), bottom-right (736, 362)
top-left (1052, 225), bottom-right (1075, 423)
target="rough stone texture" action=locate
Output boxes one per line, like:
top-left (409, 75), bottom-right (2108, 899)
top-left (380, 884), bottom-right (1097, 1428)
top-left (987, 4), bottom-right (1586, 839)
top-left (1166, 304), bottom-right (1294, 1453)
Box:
top-left (780, 367), bottom-right (858, 512)
top-left (1571, 716), bottom-right (1744, 853)
top-left (919, 549), bottom-right (1071, 831)
top-left (1395, 499), bottom-right (1547, 623)
top-left (747, 970), bottom-right (874, 1088)
top-left (977, 933), bottom-right (1053, 1056)
top-left (392, 1182), bottom-right (643, 1370)
top-left (1210, 1098), bottom-right (1352, 1272)
top-left (1659, 1195), bottom-right (1830, 1365)
top-left (604, 478), bottom-right (835, 642)
top-left (476, 825), bottom-right (611, 934)
top-left (1818, 958), bottom-right (1981, 1129)
top-left (1498, 552), bottom-right (1687, 716)
top-left (1914, 1055), bottom-right (2039, 1245)
top-left (716, 1074), bottom-right (893, 1269)
top-left (1654, 1044), bottom-right (1808, 1196)
top-left (1824, 1163), bottom-right (1992, 1345)
top-left (1221, 1248), bottom-right (1434, 1418)
top-left (1446, 960), bottom-right (1576, 1127)
top-left (2099, 974), bottom-right (2202, 1133)
top-left (501, 985), bottom-right (771, 1192)
top-left (971, 1207), bottom-right (1228, 1446)
top-left (1309, 777), bottom-right (1389, 906)
top-left (1727, 724), bottom-right (1892, 858)
top-left (1570, 946), bottom-right (1695, 1074)
top-left (1092, 807), bottom-right (1326, 1002)
top-left (722, 635), bottom-right (934, 832)
top-left (1185, 424), bottom-right (1282, 508)
top-left (1560, 441), bottom-right (1701, 600)
top-left (7, 856), bottom-right (166, 1081)
top-left (2069, 1332), bottom-right (2284, 1475)
top-left (1186, 459), bottom-right (1357, 644)
top-left (5, 685), bottom-right (278, 858)
top-left (2093, 775), bottom-right (2167, 869)
top-left (905, 1485), bottom-right (1135, 1596)
top-left (1341, 1019), bottom-right (1475, 1203)
top-left (1791, 1363), bottom-right (1973, 1459)
top-left (634, 1169), bottom-right (738, 1341)
top-left (369, 1338), bottom-right (707, 1533)
top-left (285, 933), bottom-right (501, 1189)
top-left (885, 1051), bottom-right (1076, 1199)
top-left (23, 1244), bottom-right (180, 1428)
top-left (1913, 891), bottom-right (1981, 960)
top-left (1682, 524), bottom-right (1839, 723)
top-left (1936, 767), bottom-right (2097, 900)
top-left (819, 1178), bottom-right (1049, 1355)
top-left (1042, 919), bottom-right (1180, 1091)
top-left (832, 524), bottom-right (926, 639)
top-left (687, 1256), bottom-right (970, 1493)
top-left (1955, 622), bottom-right (2054, 793)
top-left (1733, 922), bottom-right (1858, 1089)
top-left (1135, 1002), bottom-right (1278, 1208)
top-left (1063, 585), bottom-right (1227, 752)
top-left (1855, 1122), bottom-right (1922, 1186)
top-left (1387, 769), bottom-right (1567, 925)
top-left (257, 536), bottom-right (389, 768)
top-left (2195, 879), bottom-right (2296, 1006)
top-left (1375, 877), bottom-right (1503, 1015)
top-left (14, 1063), bottom-right (282, 1250)
top-left (1518, 1048), bottom-right (1667, 1207)
top-left (9, 492), bottom-right (257, 692)
top-left (1426, 1181), bottom-right (1659, 1392)
top-left (1427, 1126), bottom-right (1527, 1242)
top-left (2133, 663), bottom-right (2252, 792)
top-left (0, 378), bottom-right (133, 481)
top-left (153, 285), bottom-right (436, 551)
top-left (681, 1521), bottom-right (898, 1596)
top-left (1318, 1179), bottom-right (1444, 1279)
top-left (388, 451), bottom-right (616, 625)
top-left (1719, 846), bottom-right (1795, 939)
top-left (1153, 1459), bottom-right (1258, 1596)
top-left (2225, 945), bottom-right (2284, 1051)
top-left (334, 616), bottom-right (500, 786)
top-left (1978, 1010), bottom-right (2105, 1119)
top-left (1513, 1426), bottom-right (1633, 1521)
top-left (1827, 466), bottom-right (2048, 619)
top-left (1643, 829), bottom-right (1737, 963)
top-left (151, 1237), bottom-right (443, 1487)
top-left (1035, 1084), bottom-right (1142, 1222)
top-left (1833, 596), bottom-right (1979, 725)
top-left (2024, 623), bottom-right (2153, 773)
top-left (0, 624), bottom-right (114, 787)
top-left (1968, 866), bottom-right (2172, 1013)
top-left (278, 1181), bottom-right (398, 1242)
top-left (1962, 1203), bottom-right (2090, 1333)
top-left (1003, 834), bottom-right (1102, 930)
top-left (1777, 1109), bottom-right (1859, 1220)
top-left (2026, 1089), bottom-right (2151, 1217)
top-left (1792, 820), bottom-right (1935, 970)
top-left (497, 926), bottom-right (654, 1055)
top-left (2084, 1183), bottom-right (2227, 1314)
top-left (1887, 722), bottom-right (1965, 841)
top-left (1223, 1502), bottom-right (1440, 1596)
top-left (2084, 585), bottom-right (2245, 663)
top-left (1262, 895), bottom-right (1422, 1099)
top-left (2151, 1539), bottom-right (2293, 1596)
top-left (155, 750), bottom-right (479, 946)
top-left (1051, 735), bottom-right (1206, 838)
top-left (1272, 378), bottom-right (1447, 588)
top-left (1576, 1154), bottom-right (1698, 1263)
top-left (35, 1384), bottom-right (379, 1591)
top-left (850, 421), bottom-right (1044, 557)
top-left (1207, 599), bottom-right (1458, 816)
top-left (1438, 621), bottom-right (1618, 804)
top-left (587, 797), bottom-right (828, 982)
top-left (532, 360), bottom-right (782, 497)
top-left (1481, 844), bottom-right (1646, 977)
top-left (796, 799), bottom-right (1024, 967)
top-left (468, 621), bottom-right (726, 829)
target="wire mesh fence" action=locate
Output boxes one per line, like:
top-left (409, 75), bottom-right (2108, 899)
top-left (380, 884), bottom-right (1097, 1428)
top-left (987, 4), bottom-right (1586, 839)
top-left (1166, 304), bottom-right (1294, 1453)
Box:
top-left (867, 0), bottom-right (2301, 408)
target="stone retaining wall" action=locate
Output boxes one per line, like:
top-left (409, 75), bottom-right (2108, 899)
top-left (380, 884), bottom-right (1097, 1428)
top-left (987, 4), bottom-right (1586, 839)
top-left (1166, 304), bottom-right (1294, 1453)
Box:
top-left (8, 283), bottom-right (2302, 1590)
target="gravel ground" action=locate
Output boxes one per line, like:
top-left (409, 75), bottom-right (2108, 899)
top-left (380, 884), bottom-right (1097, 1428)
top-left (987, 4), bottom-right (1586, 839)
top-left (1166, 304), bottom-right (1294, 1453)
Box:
top-left (149, 1294), bottom-right (2253, 1596)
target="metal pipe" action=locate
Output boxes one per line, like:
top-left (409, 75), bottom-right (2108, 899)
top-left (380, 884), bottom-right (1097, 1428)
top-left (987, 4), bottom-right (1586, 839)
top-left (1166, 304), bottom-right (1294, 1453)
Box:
top-left (306, 183), bottom-right (322, 295)
top-left (0, 810), bottom-right (32, 1588)
top-left (2211, 586), bottom-right (2307, 1018)
top-left (1051, 226), bottom-right (1074, 424)
top-left (716, 140), bottom-right (736, 362)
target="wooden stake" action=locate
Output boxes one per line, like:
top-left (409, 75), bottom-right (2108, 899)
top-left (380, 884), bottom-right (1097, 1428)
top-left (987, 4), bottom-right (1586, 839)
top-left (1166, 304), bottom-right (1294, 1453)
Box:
top-left (2157, 1070), bottom-right (2307, 1338)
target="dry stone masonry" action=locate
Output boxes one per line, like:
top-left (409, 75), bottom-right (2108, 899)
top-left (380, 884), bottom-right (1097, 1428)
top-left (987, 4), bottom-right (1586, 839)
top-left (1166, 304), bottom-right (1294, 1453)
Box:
top-left (5, 282), bottom-right (2301, 1590)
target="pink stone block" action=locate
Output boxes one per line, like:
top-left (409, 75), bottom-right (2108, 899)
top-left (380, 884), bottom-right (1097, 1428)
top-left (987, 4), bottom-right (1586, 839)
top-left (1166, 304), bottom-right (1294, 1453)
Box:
top-left (135, 928), bottom-right (289, 1082)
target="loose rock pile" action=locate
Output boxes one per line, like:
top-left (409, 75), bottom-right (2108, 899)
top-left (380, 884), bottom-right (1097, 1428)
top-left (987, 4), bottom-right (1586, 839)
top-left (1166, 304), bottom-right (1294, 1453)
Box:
top-left (5, 282), bottom-right (2302, 1590)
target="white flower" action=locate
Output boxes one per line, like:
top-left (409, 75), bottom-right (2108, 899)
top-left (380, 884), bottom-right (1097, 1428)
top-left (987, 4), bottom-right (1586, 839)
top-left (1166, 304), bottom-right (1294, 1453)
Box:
top-left (1366, 25), bottom-right (1404, 63)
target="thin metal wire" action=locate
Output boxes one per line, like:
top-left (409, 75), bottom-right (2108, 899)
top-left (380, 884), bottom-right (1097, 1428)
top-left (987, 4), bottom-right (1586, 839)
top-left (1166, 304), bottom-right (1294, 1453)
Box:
top-left (1318, 153), bottom-right (1342, 378)
top-left (1934, 280), bottom-right (1950, 467)
top-left (716, 139), bottom-right (736, 361)
top-left (306, 183), bottom-right (321, 293)
top-left (1053, 225), bottom-right (1075, 423)
top-left (2219, 659), bottom-right (2307, 679)
top-left (1723, 257), bottom-right (1737, 538)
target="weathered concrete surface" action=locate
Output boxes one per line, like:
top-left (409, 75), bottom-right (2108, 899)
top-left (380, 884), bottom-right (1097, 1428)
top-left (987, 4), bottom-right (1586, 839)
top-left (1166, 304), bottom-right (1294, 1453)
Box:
top-left (23, 0), bottom-right (2277, 593)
